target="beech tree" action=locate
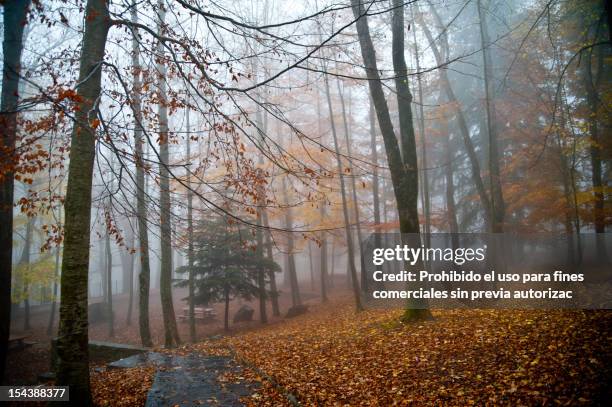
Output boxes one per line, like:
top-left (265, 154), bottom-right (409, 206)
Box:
top-left (350, 0), bottom-right (432, 320)
top-left (55, 0), bottom-right (110, 403)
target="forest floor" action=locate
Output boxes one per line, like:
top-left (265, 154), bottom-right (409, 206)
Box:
top-left (8, 289), bottom-right (612, 406)
top-left (92, 295), bottom-right (611, 406)
top-left (6, 283), bottom-right (322, 386)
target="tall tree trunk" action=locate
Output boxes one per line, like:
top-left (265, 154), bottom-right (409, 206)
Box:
top-left (477, 0), bottom-right (505, 232)
top-left (129, 1), bottom-right (153, 348)
top-left (125, 254), bottom-right (135, 324)
top-left (0, 0), bottom-right (30, 383)
top-left (258, 101), bottom-right (281, 314)
top-left (369, 96), bottom-right (385, 290)
top-left (98, 240), bottom-right (106, 299)
top-left (316, 90), bottom-right (329, 303)
top-left (47, 237), bottom-right (61, 335)
top-left (314, 29), bottom-right (330, 304)
top-left (124, 229), bottom-right (135, 325)
top-left (426, 5), bottom-right (460, 240)
top-left (556, 131), bottom-right (579, 267)
top-left (441, 104), bottom-right (459, 239)
top-left (105, 157), bottom-right (114, 337)
top-left (262, 210), bottom-right (280, 315)
top-left (252, 71), bottom-right (268, 324)
top-left (258, 121), bottom-right (280, 315)
top-left (156, 0), bottom-right (180, 348)
top-left (369, 97), bottom-right (382, 247)
top-left (382, 176), bottom-right (388, 224)
top-left (337, 80), bottom-right (368, 294)
top-left (282, 177), bottom-right (301, 307)
top-left (19, 216), bottom-right (34, 331)
top-left (319, 230), bottom-right (328, 302)
top-left (256, 175), bottom-right (268, 323)
top-left (308, 241), bottom-right (315, 291)
top-left (323, 73), bottom-right (362, 311)
top-left (351, 0), bottom-right (430, 320)
top-left (391, 1), bottom-right (419, 234)
top-left (584, 41), bottom-right (606, 240)
top-left (105, 228), bottom-right (113, 337)
top-left (412, 23), bottom-right (431, 243)
top-left (185, 105), bottom-right (197, 341)
top-left (557, 75), bottom-right (584, 263)
top-left (47, 179), bottom-right (63, 336)
top-left (283, 247), bottom-right (291, 288)
top-left (418, 10), bottom-right (493, 231)
top-left (391, 0), bottom-right (431, 320)
top-left (352, 0), bottom-right (416, 233)
top-left (55, 0), bottom-right (109, 403)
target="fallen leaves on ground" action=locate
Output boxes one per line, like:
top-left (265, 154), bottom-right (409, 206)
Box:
top-left (186, 296), bottom-right (611, 406)
top-left (91, 365), bottom-right (155, 407)
top-left (86, 295), bottom-right (611, 406)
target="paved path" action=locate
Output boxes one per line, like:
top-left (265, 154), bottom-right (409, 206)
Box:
top-left (109, 351), bottom-right (258, 406)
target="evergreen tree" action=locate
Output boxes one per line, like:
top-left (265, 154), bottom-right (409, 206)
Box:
top-left (177, 217), bottom-right (280, 330)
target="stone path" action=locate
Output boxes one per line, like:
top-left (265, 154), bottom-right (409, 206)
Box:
top-left (109, 351), bottom-right (258, 406)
